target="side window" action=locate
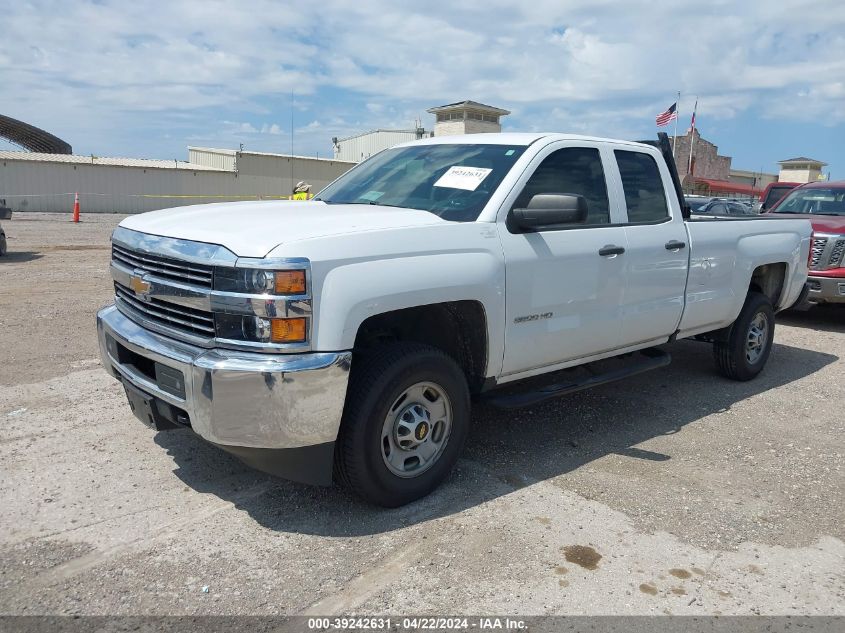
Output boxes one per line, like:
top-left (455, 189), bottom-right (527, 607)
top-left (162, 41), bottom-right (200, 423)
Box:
top-left (614, 150), bottom-right (670, 223)
top-left (514, 147), bottom-right (610, 225)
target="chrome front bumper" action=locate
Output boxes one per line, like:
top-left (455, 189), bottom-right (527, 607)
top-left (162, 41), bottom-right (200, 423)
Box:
top-left (808, 275), bottom-right (845, 303)
top-left (97, 305), bottom-right (351, 480)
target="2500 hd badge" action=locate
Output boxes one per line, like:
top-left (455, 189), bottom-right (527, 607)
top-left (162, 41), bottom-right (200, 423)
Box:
top-left (514, 312), bottom-right (553, 324)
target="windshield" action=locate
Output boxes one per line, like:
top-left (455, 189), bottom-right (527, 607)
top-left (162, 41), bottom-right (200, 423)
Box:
top-left (317, 144), bottom-right (527, 222)
top-left (771, 187), bottom-right (845, 216)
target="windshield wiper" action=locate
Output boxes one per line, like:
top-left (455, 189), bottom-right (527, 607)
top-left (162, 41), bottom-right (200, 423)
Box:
top-left (316, 199), bottom-right (415, 210)
top-left (366, 201), bottom-right (410, 209)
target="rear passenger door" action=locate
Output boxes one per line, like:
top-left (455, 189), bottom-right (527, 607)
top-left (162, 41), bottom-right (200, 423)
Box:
top-left (610, 149), bottom-right (689, 347)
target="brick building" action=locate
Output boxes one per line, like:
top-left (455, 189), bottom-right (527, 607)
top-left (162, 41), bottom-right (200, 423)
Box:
top-left (670, 128), bottom-right (767, 197)
top-left (672, 128), bottom-right (731, 182)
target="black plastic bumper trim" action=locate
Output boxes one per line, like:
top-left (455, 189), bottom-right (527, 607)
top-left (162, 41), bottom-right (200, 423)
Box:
top-left (210, 441), bottom-right (336, 487)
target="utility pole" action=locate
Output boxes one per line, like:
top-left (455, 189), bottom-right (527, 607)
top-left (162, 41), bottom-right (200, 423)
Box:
top-left (290, 90), bottom-right (295, 193)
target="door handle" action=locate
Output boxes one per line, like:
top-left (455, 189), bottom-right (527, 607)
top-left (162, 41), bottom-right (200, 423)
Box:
top-left (665, 240), bottom-right (687, 251)
top-left (598, 245), bottom-right (625, 257)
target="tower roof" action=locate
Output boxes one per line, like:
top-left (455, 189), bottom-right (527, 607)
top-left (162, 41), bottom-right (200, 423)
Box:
top-left (778, 157), bottom-right (827, 166)
top-left (426, 100), bottom-right (511, 115)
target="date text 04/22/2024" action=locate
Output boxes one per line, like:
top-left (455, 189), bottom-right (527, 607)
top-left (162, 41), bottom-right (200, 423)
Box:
top-left (306, 617), bottom-right (527, 630)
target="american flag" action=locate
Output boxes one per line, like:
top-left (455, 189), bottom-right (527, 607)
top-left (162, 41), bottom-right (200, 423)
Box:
top-left (655, 103), bottom-right (678, 127)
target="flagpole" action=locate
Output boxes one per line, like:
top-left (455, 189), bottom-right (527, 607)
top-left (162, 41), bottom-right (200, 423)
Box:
top-left (672, 91), bottom-right (680, 158)
top-left (687, 97), bottom-right (698, 177)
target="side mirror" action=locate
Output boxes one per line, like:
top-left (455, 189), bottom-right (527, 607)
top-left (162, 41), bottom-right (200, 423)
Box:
top-left (511, 194), bottom-right (588, 231)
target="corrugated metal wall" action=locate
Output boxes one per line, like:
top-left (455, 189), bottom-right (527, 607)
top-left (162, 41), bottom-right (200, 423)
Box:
top-left (334, 130), bottom-right (422, 162)
top-left (0, 155), bottom-right (356, 214)
top-left (188, 147), bottom-right (236, 171)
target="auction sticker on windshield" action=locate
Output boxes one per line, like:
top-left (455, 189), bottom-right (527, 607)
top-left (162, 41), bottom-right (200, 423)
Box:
top-left (433, 166), bottom-right (493, 191)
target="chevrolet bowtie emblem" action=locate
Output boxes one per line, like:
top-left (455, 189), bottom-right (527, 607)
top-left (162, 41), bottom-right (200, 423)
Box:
top-left (129, 274), bottom-right (151, 295)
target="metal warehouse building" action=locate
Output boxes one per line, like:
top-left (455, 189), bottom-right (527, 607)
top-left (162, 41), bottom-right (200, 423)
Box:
top-left (332, 129), bottom-right (431, 162)
top-left (0, 148), bottom-right (355, 214)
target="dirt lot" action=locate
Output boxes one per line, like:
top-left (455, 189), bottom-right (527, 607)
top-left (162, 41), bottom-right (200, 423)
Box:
top-left (0, 213), bottom-right (843, 616)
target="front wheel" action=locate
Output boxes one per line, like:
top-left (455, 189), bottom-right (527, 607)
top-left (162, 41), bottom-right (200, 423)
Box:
top-left (334, 343), bottom-right (470, 507)
top-left (713, 291), bottom-right (775, 381)
top-left (0, 232), bottom-right (6, 256)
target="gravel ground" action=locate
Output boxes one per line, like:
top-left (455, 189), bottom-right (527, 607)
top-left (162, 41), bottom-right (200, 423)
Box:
top-left (0, 213), bottom-right (843, 616)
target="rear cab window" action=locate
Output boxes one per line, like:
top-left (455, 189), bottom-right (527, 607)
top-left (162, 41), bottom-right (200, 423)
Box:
top-left (765, 186), bottom-right (795, 208)
top-left (614, 150), bottom-right (670, 223)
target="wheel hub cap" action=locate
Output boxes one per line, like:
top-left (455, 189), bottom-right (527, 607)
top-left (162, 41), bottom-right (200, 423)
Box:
top-left (746, 312), bottom-right (769, 364)
top-left (394, 404), bottom-right (431, 448)
top-left (381, 381), bottom-right (453, 478)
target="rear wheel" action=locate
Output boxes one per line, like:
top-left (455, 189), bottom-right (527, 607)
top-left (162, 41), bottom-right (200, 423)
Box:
top-left (335, 343), bottom-right (470, 507)
top-left (0, 232), bottom-right (6, 256)
top-left (713, 291), bottom-right (775, 381)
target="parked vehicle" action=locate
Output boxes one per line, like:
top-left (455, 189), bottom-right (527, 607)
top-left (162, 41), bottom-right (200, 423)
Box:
top-left (758, 182), bottom-right (801, 213)
top-left (0, 199), bottom-right (11, 256)
top-left (698, 200), bottom-right (757, 216)
top-left (684, 195), bottom-right (717, 213)
top-left (96, 132), bottom-right (811, 506)
top-left (767, 181), bottom-right (845, 304)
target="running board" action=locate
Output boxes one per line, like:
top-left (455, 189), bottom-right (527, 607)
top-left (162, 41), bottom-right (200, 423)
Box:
top-left (485, 348), bottom-right (671, 410)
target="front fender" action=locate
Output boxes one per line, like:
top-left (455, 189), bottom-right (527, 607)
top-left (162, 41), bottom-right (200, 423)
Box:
top-left (313, 251), bottom-right (505, 376)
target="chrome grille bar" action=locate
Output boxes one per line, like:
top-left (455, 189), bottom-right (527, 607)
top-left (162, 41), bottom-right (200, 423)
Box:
top-left (115, 283), bottom-right (215, 337)
top-left (809, 234), bottom-right (845, 271)
top-left (810, 237), bottom-right (828, 270)
top-left (112, 244), bottom-right (213, 287)
top-left (828, 239), bottom-right (845, 268)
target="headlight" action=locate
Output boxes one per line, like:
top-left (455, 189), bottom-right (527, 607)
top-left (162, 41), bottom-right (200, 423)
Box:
top-left (216, 314), bottom-right (307, 344)
top-left (249, 270), bottom-right (274, 293)
top-left (212, 266), bottom-right (309, 346)
top-left (214, 268), bottom-right (307, 295)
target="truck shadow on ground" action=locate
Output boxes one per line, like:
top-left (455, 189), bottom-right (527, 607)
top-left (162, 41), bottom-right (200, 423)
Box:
top-left (777, 305), bottom-right (844, 334)
top-left (0, 251), bottom-right (43, 263)
top-left (155, 339), bottom-right (837, 536)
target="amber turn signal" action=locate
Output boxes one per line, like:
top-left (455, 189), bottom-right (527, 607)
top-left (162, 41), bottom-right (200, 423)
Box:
top-left (274, 270), bottom-right (307, 294)
top-left (270, 317), bottom-right (307, 343)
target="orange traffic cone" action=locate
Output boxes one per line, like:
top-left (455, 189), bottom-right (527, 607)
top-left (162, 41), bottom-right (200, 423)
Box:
top-left (72, 192), bottom-right (80, 223)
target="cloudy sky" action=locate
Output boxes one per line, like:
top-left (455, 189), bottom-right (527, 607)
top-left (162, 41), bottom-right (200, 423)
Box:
top-left (2, 0), bottom-right (843, 176)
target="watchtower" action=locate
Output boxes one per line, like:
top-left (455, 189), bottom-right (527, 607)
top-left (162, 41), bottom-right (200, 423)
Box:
top-left (427, 101), bottom-right (510, 137)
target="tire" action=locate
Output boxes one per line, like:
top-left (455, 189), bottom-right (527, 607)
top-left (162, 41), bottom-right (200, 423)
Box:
top-left (713, 291), bottom-right (775, 381)
top-left (0, 232), bottom-right (6, 256)
top-left (335, 343), bottom-right (471, 507)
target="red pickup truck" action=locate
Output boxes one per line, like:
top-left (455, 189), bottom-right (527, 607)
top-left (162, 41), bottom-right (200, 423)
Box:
top-left (768, 180), bottom-right (845, 304)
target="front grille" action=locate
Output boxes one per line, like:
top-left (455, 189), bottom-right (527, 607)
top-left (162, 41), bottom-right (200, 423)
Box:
top-left (112, 243), bottom-right (213, 288)
top-left (827, 239), bottom-right (845, 268)
top-left (810, 237), bottom-right (828, 270)
top-left (115, 282), bottom-right (215, 338)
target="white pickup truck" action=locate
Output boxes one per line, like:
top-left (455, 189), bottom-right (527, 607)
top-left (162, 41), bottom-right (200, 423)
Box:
top-left (97, 132), bottom-right (811, 506)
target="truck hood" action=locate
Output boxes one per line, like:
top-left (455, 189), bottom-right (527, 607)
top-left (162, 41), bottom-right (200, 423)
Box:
top-left (119, 200), bottom-right (446, 257)
top-left (766, 212), bottom-right (845, 234)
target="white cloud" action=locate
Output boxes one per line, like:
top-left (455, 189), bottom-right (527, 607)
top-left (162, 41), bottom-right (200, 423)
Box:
top-left (1, 0), bottom-right (844, 159)
top-left (260, 123), bottom-right (284, 135)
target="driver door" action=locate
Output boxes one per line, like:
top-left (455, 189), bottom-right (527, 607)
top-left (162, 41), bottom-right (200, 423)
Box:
top-left (498, 143), bottom-right (628, 377)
